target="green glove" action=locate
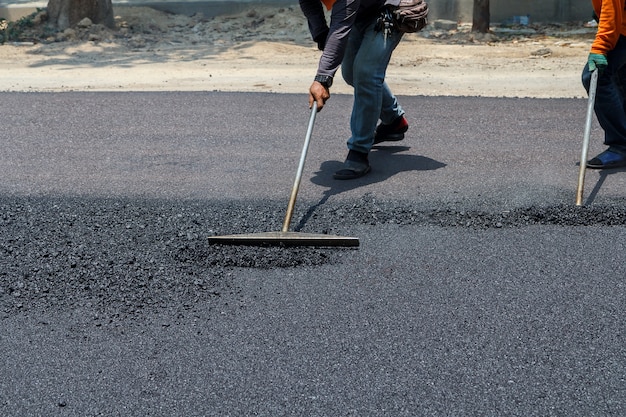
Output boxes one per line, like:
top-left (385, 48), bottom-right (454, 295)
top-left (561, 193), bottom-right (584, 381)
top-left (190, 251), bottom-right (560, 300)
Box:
top-left (588, 53), bottom-right (608, 73)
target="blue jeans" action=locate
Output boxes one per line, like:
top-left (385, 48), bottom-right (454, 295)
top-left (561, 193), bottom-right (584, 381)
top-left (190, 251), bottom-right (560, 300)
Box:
top-left (582, 35), bottom-right (626, 150)
top-left (341, 15), bottom-right (405, 154)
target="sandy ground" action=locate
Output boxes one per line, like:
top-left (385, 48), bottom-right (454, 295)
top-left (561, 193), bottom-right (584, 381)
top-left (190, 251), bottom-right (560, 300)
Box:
top-left (0, 6), bottom-right (596, 98)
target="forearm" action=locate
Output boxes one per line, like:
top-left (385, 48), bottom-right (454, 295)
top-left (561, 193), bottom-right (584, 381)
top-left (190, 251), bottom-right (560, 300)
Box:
top-left (299, 0), bottom-right (330, 46)
top-left (316, 0), bottom-right (359, 76)
top-left (591, 0), bottom-right (623, 54)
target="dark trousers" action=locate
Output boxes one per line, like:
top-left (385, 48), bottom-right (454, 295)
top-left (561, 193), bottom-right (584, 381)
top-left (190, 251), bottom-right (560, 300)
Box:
top-left (582, 35), bottom-right (626, 150)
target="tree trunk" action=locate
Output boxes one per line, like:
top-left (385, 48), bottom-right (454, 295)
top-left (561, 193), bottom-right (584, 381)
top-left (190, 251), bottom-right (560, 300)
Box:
top-left (47, 0), bottom-right (114, 30)
top-left (472, 0), bottom-right (490, 33)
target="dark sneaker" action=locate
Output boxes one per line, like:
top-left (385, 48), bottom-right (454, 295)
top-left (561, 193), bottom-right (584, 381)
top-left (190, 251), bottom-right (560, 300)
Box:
top-left (333, 150), bottom-right (370, 180)
top-left (374, 115), bottom-right (409, 144)
top-left (587, 148), bottom-right (626, 169)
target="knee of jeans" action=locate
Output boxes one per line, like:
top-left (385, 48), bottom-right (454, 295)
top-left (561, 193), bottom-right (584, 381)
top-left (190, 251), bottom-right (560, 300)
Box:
top-left (352, 67), bottom-right (385, 87)
top-left (352, 66), bottom-right (369, 84)
top-left (341, 67), bottom-right (354, 87)
top-left (341, 65), bottom-right (354, 87)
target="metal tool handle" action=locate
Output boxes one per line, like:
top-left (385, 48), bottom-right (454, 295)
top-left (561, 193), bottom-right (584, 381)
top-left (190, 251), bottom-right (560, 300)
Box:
top-left (576, 69), bottom-right (599, 206)
top-left (282, 102), bottom-right (318, 232)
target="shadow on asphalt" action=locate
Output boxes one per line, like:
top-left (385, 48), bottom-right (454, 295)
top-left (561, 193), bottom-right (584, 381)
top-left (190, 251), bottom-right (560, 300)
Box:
top-left (295, 146), bottom-right (445, 231)
top-left (586, 167), bottom-right (626, 205)
top-left (310, 145), bottom-right (446, 189)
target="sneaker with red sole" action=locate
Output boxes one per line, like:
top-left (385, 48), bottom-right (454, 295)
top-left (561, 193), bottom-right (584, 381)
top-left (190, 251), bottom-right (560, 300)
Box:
top-left (374, 115), bottom-right (408, 144)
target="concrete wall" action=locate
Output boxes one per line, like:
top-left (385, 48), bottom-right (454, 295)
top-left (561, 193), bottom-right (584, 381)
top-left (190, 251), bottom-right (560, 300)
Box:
top-left (143, 0), bottom-right (593, 23)
top-left (1, 0), bottom-right (594, 23)
top-left (429, 0), bottom-right (592, 23)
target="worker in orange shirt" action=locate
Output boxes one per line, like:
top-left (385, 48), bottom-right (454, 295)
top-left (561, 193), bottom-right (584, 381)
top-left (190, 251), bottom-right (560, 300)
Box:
top-left (584, 0), bottom-right (626, 168)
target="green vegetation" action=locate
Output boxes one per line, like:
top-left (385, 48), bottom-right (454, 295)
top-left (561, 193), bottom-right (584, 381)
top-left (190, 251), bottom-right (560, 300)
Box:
top-left (0, 9), bottom-right (51, 44)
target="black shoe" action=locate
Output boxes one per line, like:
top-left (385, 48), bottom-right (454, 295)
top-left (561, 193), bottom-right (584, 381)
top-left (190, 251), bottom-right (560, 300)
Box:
top-left (333, 150), bottom-right (370, 180)
top-left (374, 115), bottom-right (409, 144)
top-left (587, 148), bottom-right (626, 169)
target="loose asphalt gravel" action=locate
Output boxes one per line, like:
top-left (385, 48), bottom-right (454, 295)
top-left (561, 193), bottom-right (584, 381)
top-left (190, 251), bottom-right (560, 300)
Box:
top-left (3, 195), bottom-right (626, 319)
top-left (1, 92), bottom-right (625, 416)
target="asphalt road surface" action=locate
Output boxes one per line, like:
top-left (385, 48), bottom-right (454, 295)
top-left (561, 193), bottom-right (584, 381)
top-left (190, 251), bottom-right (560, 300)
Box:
top-left (1, 92), bottom-right (625, 416)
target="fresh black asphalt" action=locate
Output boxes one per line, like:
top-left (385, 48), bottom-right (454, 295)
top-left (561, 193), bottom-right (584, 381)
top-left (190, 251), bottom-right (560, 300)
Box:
top-left (1, 91), bottom-right (625, 416)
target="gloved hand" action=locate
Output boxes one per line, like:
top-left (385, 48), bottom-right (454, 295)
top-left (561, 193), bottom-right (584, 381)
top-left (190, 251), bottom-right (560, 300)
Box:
top-left (588, 53), bottom-right (608, 73)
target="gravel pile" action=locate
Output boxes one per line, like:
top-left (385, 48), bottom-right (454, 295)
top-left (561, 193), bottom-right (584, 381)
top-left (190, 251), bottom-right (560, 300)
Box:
top-left (3, 194), bottom-right (626, 320)
top-left (0, 196), bottom-right (345, 319)
top-left (336, 194), bottom-right (626, 228)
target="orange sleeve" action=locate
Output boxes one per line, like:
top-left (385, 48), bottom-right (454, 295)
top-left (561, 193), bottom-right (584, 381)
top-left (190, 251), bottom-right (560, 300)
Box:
top-left (591, 0), bottom-right (626, 54)
top-left (321, 0), bottom-right (336, 9)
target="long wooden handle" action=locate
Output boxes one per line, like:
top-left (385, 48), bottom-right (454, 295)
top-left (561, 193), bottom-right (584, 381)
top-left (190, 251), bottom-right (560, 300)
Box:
top-left (282, 103), bottom-right (318, 232)
top-left (576, 69), bottom-right (599, 206)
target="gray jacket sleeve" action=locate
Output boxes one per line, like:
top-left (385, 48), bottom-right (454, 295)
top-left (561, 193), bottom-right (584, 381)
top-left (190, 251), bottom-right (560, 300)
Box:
top-left (300, 0), bottom-right (360, 78)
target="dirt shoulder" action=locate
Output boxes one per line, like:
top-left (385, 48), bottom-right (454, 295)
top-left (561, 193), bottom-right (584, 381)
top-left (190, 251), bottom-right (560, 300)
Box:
top-left (0, 6), bottom-right (596, 98)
